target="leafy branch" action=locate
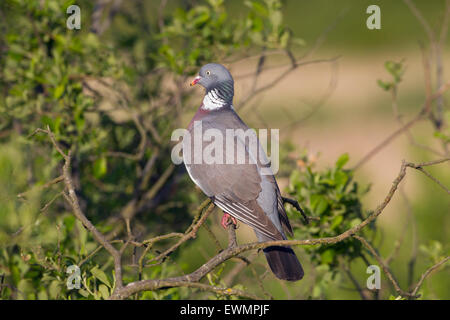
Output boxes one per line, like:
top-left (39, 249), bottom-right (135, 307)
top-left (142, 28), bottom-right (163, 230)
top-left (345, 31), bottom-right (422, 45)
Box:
top-left (31, 125), bottom-right (449, 300)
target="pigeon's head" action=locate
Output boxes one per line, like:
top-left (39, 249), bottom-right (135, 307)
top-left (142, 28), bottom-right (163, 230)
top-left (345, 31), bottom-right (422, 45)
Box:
top-left (190, 63), bottom-right (234, 103)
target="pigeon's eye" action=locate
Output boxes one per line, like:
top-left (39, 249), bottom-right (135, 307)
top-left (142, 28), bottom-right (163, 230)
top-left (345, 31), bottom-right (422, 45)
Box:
top-left (206, 70), bottom-right (211, 76)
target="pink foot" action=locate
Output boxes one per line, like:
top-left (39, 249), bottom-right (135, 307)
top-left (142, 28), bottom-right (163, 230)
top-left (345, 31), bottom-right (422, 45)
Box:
top-left (221, 213), bottom-right (237, 229)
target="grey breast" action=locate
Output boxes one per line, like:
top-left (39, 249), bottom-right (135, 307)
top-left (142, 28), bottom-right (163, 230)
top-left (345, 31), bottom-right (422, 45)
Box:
top-left (182, 108), bottom-right (285, 239)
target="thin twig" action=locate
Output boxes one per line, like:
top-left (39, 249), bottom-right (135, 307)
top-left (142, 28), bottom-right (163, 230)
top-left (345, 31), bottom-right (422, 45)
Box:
top-left (411, 256), bottom-right (450, 296)
top-left (353, 235), bottom-right (414, 298)
top-left (146, 201), bottom-right (215, 264)
top-left (353, 83), bottom-right (450, 170)
top-left (34, 127), bottom-right (125, 289)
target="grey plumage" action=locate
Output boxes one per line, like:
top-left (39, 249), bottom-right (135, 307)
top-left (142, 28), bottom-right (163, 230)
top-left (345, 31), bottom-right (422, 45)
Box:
top-left (184, 63), bottom-right (304, 281)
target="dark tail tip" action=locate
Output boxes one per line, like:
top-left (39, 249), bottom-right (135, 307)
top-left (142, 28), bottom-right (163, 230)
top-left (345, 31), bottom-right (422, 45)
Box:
top-left (263, 246), bottom-right (304, 281)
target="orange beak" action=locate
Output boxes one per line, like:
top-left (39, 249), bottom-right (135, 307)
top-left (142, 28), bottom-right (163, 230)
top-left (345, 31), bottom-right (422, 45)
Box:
top-left (190, 76), bottom-right (201, 87)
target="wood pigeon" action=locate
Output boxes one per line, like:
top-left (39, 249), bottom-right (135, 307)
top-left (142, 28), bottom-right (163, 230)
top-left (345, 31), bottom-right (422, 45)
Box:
top-left (183, 63), bottom-right (304, 281)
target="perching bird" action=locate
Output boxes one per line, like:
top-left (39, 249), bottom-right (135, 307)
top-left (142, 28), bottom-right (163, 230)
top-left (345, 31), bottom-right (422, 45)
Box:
top-left (183, 63), bottom-right (304, 281)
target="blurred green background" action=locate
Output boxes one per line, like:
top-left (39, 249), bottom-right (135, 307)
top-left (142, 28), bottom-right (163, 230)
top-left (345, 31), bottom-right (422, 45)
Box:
top-left (0, 0), bottom-right (448, 300)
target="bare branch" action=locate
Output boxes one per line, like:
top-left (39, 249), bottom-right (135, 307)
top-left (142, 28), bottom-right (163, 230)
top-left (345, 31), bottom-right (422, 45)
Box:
top-left (146, 280), bottom-right (263, 300)
top-left (341, 259), bottom-right (370, 300)
top-left (403, 0), bottom-right (436, 43)
top-left (411, 256), bottom-right (450, 297)
top-left (17, 175), bottom-right (64, 199)
top-left (146, 201), bottom-right (215, 264)
top-left (353, 84), bottom-right (450, 170)
top-left (353, 235), bottom-right (415, 298)
top-left (236, 56), bottom-right (341, 111)
top-left (413, 166), bottom-right (450, 194)
top-left (33, 127), bottom-right (125, 289)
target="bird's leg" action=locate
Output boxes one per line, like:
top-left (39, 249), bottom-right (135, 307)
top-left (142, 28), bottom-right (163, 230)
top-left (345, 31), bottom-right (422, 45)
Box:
top-left (221, 212), bottom-right (237, 229)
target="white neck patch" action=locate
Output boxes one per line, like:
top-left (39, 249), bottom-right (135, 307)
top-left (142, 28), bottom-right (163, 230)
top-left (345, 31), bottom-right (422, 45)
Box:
top-left (202, 89), bottom-right (228, 110)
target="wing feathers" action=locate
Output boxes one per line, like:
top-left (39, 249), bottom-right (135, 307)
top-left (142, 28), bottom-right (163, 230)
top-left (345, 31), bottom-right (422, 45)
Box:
top-left (184, 108), bottom-right (289, 240)
top-left (214, 195), bottom-right (282, 240)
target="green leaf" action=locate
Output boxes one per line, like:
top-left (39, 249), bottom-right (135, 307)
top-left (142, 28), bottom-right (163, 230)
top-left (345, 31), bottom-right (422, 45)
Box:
top-left (53, 84), bottom-right (65, 99)
top-left (336, 153), bottom-right (349, 169)
top-left (246, 1), bottom-right (269, 16)
top-left (330, 215), bottom-right (343, 230)
top-left (78, 288), bottom-right (90, 298)
top-left (93, 156), bottom-right (107, 179)
top-left (377, 79), bottom-right (392, 91)
top-left (434, 131), bottom-right (450, 143)
top-left (312, 284), bottom-right (321, 298)
top-left (99, 284), bottom-right (110, 299)
top-left (37, 289), bottom-right (49, 300)
top-left (310, 194), bottom-right (328, 215)
top-left (192, 8), bottom-right (211, 27)
top-left (280, 30), bottom-right (290, 48)
top-left (63, 215), bottom-right (76, 232)
top-left (49, 280), bottom-right (62, 299)
top-left (270, 11), bottom-right (282, 30)
top-left (321, 249), bottom-right (335, 264)
top-left (334, 171), bottom-right (349, 189)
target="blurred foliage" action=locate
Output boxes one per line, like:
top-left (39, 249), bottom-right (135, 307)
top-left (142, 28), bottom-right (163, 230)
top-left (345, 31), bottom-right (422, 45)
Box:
top-left (378, 59), bottom-right (450, 155)
top-left (285, 152), bottom-right (373, 298)
top-left (0, 0), bottom-right (304, 300)
top-left (377, 60), bottom-right (405, 92)
top-left (279, 0), bottom-right (450, 51)
top-left (434, 111), bottom-right (450, 144)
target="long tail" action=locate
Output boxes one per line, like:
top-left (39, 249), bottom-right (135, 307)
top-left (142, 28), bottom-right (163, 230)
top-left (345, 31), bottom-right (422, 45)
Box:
top-left (263, 245), bottom-right (304, 281)
top-left (254, 231), bottom-right (304, 281)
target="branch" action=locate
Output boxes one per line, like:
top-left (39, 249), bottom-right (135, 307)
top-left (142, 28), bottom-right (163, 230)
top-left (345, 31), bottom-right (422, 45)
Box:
top-left (411, 256), bottom-right (450, 297)
top-left (354, 237), bottom-right (449, 299)
top-left (353, 235), bottom-right (414, 298)
top-left (385, 188), bottom-right (415, 266)
top-left (236, 56), bottom-right (341, 111)
top-left (353, 83), bottom-right (450, 170)
top-left (34, 125), bottom-right (449, 300)
top-left (411, 166), bottom-right (450, 195)
top-left (110, 158), bottom-right (449, 299)
top-left (17, 175), bottom-right (63, 199)
top-left (146, 200), bottom-right (215, 264)
top-left (340, 259), bottom-right (370, 300)
top-left (227, 223), bottom-right (238, 249)
top-left (403, 0), bottom-right (436, 43)
top-left (33, 126), bottom-right (125, 289)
